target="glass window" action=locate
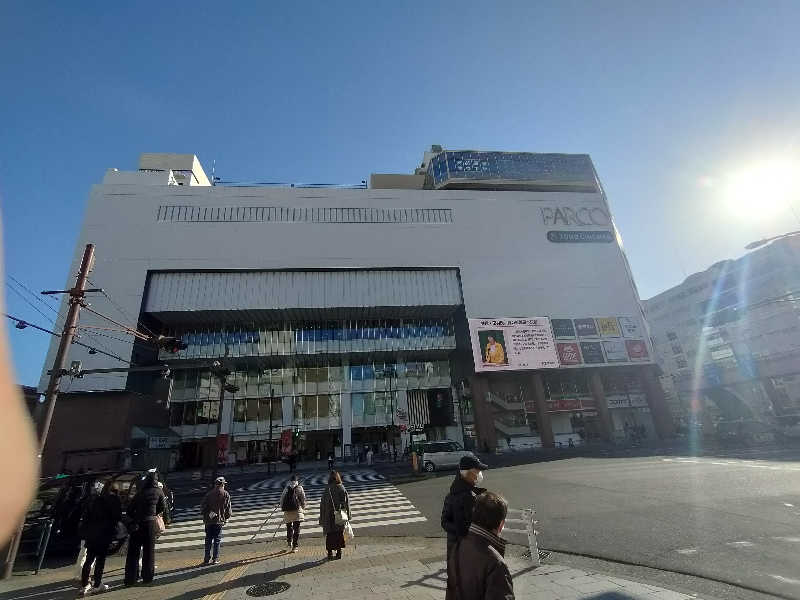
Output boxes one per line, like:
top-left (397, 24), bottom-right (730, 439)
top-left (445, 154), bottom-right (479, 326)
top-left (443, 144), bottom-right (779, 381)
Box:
top-left (293, 397), bottom-right (303, 421)
top-left (234, 398), bottom-right (247, 422)
top-left (169, 404), bottom-right (182, 426)
top-left (318, 395), bottom-right (330, 418)
top-left (329, 395), bottom-right (340, 418)
top-left (196, 401), bottom-right (210, 424)
top-left (364, 393), bottom-right (376, 415)
top-left (247, 398), bottom-right (260, 421)
top-left (351, 393), bottom-right (366, 417)
top-left (182, 401), bottom-right (196, 426)
top-left (303, 396), bottom-right (317, 418)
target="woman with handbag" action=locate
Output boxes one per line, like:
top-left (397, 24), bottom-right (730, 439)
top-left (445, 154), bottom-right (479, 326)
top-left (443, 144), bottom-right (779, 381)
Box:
top-left (124, 472), bottom-right (166, 586)
top-left (318, 470), bottom-right (350, 560)
top-left (78, 482), bottom-right (122, 596)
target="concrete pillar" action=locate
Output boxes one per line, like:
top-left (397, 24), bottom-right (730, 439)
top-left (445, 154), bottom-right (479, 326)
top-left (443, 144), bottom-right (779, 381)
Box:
top-left (218, 396), bottom-right (233, 435)
top-left (588, 370), bottom-right (613, 442)
top-left (530, 373), bottom-right (555, 448)
top-left (640, 366), bottom-right (674, 440)
top-left (281, 396), bottom-right (294, 428)
top-left (470, 375), bottom-right (497, 452)
top-left (340, 391), bottom-right (352, 450)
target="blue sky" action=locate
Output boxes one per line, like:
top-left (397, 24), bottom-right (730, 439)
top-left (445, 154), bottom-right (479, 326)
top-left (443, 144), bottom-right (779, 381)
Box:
top-left (2, 1), bottom-right (800, 386)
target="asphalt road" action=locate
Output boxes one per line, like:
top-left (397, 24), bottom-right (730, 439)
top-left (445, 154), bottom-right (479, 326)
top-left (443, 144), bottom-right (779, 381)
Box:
top-left (395, 447), bottom-right (800, 600)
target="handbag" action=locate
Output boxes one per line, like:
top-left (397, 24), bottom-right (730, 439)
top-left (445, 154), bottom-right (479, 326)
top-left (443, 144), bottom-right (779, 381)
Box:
top-left (328, 488), bottom-right (349, 526)
top-left (154, 514), bottom-right (166, 536)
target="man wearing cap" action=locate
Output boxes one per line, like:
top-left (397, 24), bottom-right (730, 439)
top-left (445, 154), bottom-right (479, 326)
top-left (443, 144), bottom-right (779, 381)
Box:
top-left (201, 477), bottom-right (232, 565)
top-left (441, 455), bottom-right (488, 561)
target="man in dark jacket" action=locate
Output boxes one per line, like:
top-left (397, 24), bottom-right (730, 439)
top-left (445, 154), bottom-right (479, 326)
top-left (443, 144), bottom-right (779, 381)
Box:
top-left (201, 477), bottom-right (232, 565)
top-left (446, 491), bottom-right (514, 600)
top-left (124, 473), bottom-right (166, 586)
top-left (441, 455), bottom-right (487, 558)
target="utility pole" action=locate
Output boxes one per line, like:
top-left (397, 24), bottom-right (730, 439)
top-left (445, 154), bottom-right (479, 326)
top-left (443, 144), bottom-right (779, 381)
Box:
top-left (3, 244), bottom-right (95, 579)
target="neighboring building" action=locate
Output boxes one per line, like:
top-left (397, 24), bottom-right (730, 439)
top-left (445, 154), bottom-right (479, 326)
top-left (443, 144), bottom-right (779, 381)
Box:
top-left (39, 148), bottom-right (670, 468)
top-left (21, 385), bottom-right (41, 425)
top-left (39, 390), bottom-right (173, 476)
top-left (643, 234), bottom-right (800, 432)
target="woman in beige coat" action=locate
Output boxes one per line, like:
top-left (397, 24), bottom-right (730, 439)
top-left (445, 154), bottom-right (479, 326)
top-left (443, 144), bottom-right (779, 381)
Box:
top-left (280, 473), bottom-right (306, 552)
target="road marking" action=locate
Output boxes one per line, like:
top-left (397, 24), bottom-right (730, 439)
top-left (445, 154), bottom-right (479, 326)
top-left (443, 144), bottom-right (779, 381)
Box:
top-left (768, 574), bottom-right (800, 585)
top-left (203, 563), bottom-right (249, 600)
top-left (711, 462), bottom-right (729, 465)
top-left (675, 547), bottom-right (699, 555)
top-left (784, 503), bottom-right (795, 507)
top-left (726, 540), bottom-right (755, 548)
top-left (772, 536), bottom-right (800, 543)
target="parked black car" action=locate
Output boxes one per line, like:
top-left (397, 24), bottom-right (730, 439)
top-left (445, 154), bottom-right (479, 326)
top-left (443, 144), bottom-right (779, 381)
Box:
top-left (23, 470), bottom-right (174, 557)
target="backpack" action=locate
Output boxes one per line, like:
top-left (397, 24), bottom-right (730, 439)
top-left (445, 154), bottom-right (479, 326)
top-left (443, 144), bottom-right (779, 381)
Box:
top-left (282, 486), bottom-right (300, 511)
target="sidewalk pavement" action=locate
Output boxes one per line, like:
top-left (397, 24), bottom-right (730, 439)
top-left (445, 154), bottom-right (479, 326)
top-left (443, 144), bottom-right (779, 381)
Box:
top-left (0, 536), bottom-right (702, 600)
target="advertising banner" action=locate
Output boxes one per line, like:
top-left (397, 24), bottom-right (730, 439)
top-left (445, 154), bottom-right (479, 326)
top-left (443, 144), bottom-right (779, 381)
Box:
top-left (469, 318), bottom-right (559, 372)
top-left (574, 318), bottom-right (598, 338)
top-left (580, 341), bottom-right (605, 364)
top-left (625, 340), bottom-right (650, 361)
top-left (602, 340), bottom-right (628, 363)
top-left (618, 316), bottom-right (643, 338)
top-left (557, 342), bottom-right (583, 365)
top-left (551, 319), bottom-right (576, 339)
top-left (216, 434), bottom-right (229, 465)
top-left (596, 317), bottom-right (621, 337)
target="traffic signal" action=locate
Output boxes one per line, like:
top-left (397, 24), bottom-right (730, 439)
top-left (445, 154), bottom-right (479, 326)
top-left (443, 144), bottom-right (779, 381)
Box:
top-left (156, 335), bottom-right (188, 353)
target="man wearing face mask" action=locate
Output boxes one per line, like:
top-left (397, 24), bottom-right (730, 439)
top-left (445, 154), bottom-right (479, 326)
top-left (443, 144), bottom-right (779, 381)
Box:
top-left (446, 491), bottom-right (514, 600)
top-left (441, 455), bottom-right (488, 560)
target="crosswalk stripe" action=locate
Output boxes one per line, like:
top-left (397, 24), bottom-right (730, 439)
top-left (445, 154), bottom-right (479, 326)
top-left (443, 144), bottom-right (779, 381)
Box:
top-left (159, 469), bottom-right (426, 551)
top-left (172, 490), bottom-right (410, 519)
top-left (158, 515), bottom-right (428, 550)
top-left (168, 501), bottom-right (417, 533)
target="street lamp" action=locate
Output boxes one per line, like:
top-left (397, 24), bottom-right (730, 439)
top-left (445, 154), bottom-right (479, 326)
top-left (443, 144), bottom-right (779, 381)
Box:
top-left (744, 230), bottom-right (800, 250)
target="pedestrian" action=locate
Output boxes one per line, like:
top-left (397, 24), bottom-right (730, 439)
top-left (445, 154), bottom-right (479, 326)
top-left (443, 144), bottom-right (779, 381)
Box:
top-left (280, 473), bottom-right (306, 552)
top-left (366, 447), bottom-right (373, 466)
top-left (201, 476), bottom-right (232, 566)
top-left (318, 470), bottom-right (350, 560)
top-left (327, 451), bottom-right (334, 471)
top-left (124, 472), bottom-right (165, 586)
top-left (446, 491), bottom-right (514, 600)
top-left (441, 455), bottom-right (488, 560)
top-left (77, 481), bottom-right (122, 596)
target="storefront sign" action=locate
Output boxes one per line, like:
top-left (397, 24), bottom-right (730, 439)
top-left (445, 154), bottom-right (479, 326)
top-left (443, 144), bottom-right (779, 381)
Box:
top-left (618, 316), bottom-right (642, 338)
top-left (148, 436), bottom-right (178, 449)
top-left (596, 317), bottom-right (621, 337)
top-left (574, 318), bottom-right (598, 337)
top-left (625, 340), bottom-right (650, 361)
top-left (547, 230), bottom-right (615, 243)
top-left (606, 395), bottom-right (630, 409)
top-left (557, 342), bottom-right (583, 365)
top-left (540, 206), bottom-right (611, 227)
top-left (602, 340), bottom-right (628, 363)
top-left (551, 319), bottom-right (576, 339)
top-left (629, 393), bottom-right (649, 408)
top-left (580, 341), bottom-right (605, 364)
top-left (548, 397), bottom-right (583, 412)
top-left (469, 318), bottom-right (559, 372)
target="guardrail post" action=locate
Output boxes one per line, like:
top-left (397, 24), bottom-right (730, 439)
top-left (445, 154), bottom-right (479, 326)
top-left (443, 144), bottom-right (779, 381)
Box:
top-left (522, 507), bottom-right (540, 565)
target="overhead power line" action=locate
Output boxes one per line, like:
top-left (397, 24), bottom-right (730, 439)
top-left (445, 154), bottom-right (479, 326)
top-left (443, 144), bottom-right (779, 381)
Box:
top-left (5, 313), bottom-right (132, 364)
top-left (86, 277), bottom-right (157, 338)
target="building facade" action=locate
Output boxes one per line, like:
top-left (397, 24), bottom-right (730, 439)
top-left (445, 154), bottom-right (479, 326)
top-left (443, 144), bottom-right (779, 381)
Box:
top-left (40, 149), bottom-right (670, 468)
top-left (643, 234), bottom-right (800, 433)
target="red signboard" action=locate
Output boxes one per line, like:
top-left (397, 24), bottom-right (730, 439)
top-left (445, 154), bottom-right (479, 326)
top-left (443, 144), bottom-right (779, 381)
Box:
top-left (216, 434), bottom-right (229, 465)
top-left (280, 429), bottom-right (293, 456)
top-left (547, 398), bottom-right (582, 412)
top-left (625, 339), bottom-right (650, 361)
top-left (557, 342), bottom-right (582, 365)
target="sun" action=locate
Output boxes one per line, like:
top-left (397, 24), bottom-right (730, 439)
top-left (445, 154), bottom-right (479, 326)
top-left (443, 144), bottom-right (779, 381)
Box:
top-left (725, 157), bottom-right (799, 219)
